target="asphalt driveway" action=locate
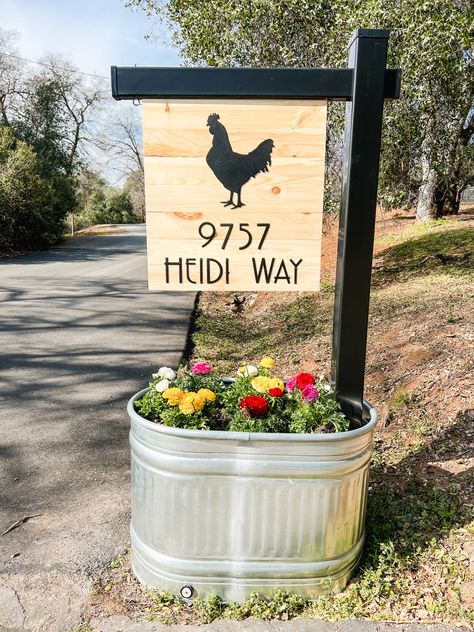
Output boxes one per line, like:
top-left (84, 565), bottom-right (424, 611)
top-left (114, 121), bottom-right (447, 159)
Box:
top-left (0, 226), bottom-right (196, 631)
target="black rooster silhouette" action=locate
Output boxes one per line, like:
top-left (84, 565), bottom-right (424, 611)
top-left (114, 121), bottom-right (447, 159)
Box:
top-left (206, 113), bottom-right (274, 208)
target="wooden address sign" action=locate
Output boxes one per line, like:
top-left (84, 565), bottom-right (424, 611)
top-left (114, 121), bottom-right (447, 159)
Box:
top-left (143, 99), bottom-right (327, 291)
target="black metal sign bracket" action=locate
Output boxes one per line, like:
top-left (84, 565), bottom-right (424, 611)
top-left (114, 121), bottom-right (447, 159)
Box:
top-left (112, 64), bottom-right (400, 102)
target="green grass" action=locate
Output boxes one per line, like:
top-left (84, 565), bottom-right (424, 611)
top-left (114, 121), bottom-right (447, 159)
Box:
top-left (73, 624), bottom-right (92, 632)
top-left (388, 390), bottom-right (410, 410)
top-left (109, 551), bottom-right (128, 569)
top-left (311, 478), bottom-right (472, 622)
top-left (275, 294), bottom-right (330, 342)
top-left (374, 227), bottom-right (473, 284)
top-left (375, 218), bottom-right (459, 248)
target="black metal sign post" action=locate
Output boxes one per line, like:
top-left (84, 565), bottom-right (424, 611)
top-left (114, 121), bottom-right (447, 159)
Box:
top-left (112, 28), bottom-right (400, 427)
top-left (332, 29), bottom-right (394, 426)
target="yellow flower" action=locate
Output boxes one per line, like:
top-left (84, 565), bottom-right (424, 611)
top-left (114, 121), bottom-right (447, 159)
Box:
top-left (198, 388), bottom-right (216, 402)
top-left (179, 402), bottom-right (195, 415)
top-left (182, 392), bottom-right (197, 403)
top-left (162, 387), bottom-right (184, 406)
top-left (193, 394), bottom-right (206, 412)
top-left (178, 392), bottom-right (197, 415)
top-left (269, 377), bottom-right (285, 391)
top-left (251, 376), bottom-right (271, 393)
top-left (259, 356), bottom-right (275, 369)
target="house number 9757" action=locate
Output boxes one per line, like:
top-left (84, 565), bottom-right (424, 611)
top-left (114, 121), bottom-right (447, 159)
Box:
top-left (198, 222), bottom-right (271, 250)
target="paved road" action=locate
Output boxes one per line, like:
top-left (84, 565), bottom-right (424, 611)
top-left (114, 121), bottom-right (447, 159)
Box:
top-left (0, 226), bottom-right (196, 631)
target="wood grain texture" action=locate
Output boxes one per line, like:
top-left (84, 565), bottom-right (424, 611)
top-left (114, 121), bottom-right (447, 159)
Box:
top-left (142, 99), bottom-right (326, 291)
top-left (144, 129), bottom-right (326, 158)
top-left (142, 101), bottom-right (326, 158)
top-left (144, 158), bottom-right (324, 213)
top-left (147, 238), bottom-right (321, 261)
top-left (148, 256), bottom-right (321, 292)
top-left (142, 100), bottom-right (326, 128)
top-left (146, 211), bottom-right (323, 242)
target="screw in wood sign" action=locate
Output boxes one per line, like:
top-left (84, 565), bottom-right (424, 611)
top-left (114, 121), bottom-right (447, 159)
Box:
top-left (142, 99), bottom-right (326, 291)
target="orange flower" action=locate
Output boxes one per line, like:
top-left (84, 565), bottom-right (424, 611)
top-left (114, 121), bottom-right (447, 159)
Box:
top-left (162, 387), bottom-right (184, 406)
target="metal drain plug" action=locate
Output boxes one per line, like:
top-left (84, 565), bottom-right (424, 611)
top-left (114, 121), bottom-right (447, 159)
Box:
top-left (180, 585), bottom-right (194, 599)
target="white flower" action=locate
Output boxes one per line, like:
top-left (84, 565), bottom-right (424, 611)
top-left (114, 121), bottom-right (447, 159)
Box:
top-left (157, 366), bottom-right (176, 380)
top-left (323, 384), bottom-right (332, 393)
top-left (237, 365), bottom-right (259, 377)
top-left (155, 378), bottom-right (170, 392)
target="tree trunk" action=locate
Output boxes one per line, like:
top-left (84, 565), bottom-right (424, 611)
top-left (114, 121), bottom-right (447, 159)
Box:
top-left (416, 155), bottom-right (437, 222)
top-left (444, 160), bottom-right (464, 215)
top-left (0, 96), bottom-right (9, 127)
top-left (449, 188), bottom-right (461, 215)
top-left (444, 183), bottom-right (459, 215)
top-left (434, 184), bottom-right (447, 218)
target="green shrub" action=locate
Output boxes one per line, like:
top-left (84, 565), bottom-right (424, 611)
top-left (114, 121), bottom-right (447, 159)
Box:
top-left (0, 126), bottom-right (72, 252)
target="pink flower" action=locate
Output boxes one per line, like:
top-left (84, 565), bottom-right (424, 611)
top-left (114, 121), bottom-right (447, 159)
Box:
top-left (301, 384), bottom-right (319, 403)
top-left (191, 362), bottom-right (212, 375)
top-left (286, 376), bottom-right (297, 392)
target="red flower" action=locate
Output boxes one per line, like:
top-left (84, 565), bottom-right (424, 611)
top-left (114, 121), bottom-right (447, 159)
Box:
top-left (296, 372), bottom-right (315, 390)
top-left (239, 395), bottom-right (270, 417)
top-left (269, 387), bottom-right (283, 397)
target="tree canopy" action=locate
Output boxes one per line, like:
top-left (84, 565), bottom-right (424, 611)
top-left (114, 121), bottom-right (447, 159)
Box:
top-left (126, 0), bottom-right (474, 220)
top-left (0, 30), bottom-right (143, 252)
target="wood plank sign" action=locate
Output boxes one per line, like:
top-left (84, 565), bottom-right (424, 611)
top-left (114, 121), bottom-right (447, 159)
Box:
top-left (142, 99), bottom-right (327, 291)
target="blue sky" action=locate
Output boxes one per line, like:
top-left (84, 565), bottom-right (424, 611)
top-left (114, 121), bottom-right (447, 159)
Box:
top-left (0, 0), bottom-right (181, 77)
top-left (0, 0), bottom-right (182, 181)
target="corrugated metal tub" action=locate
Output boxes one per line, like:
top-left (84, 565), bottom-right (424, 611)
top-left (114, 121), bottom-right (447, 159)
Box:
top-left (128, 388), bottom-right (377, 602)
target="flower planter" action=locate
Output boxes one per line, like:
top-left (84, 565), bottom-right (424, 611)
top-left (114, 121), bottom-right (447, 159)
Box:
top-left (128, 388), bottom-right (377, 602)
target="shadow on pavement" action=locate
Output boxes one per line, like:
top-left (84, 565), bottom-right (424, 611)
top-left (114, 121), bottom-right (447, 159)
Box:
top-left (0, 233), bottom-right (146, 267)
top-left (0, 274), bottom-right (195, 526)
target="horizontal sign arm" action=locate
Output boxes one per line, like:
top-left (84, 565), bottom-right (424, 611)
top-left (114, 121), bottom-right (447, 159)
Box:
top-left (111, 66), bottom-right (401, 102)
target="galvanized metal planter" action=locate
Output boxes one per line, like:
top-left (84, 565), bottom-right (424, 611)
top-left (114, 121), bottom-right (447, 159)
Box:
top-left (128, 388), bottom-right (377, 603)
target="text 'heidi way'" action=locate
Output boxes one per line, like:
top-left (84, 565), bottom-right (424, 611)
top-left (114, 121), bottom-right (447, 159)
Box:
top-left (164, 258), bottom-right (303, 285)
